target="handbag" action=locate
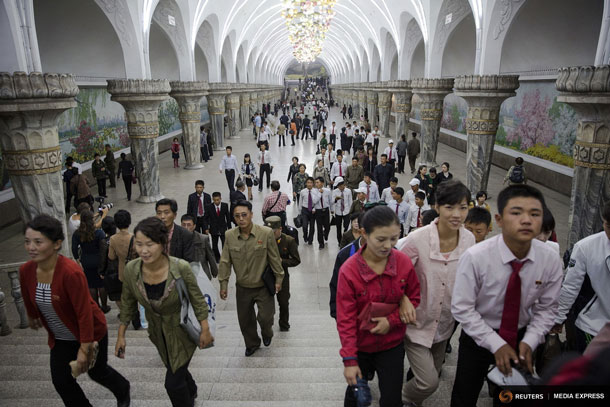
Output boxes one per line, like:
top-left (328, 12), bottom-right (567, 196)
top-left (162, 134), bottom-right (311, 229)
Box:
top-left (293, 214), bottom-right (303, 228)
top-left (357, 302), bottom-right (398, 331)
top-left (252, 176), bottom-right (259, 186)
top-left (261, 265), bottom-right (276, 296)
top-left (131, 170), bottom-right (137, 184)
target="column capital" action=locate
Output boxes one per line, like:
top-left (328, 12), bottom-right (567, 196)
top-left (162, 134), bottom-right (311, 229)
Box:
top-left (412, 78), bottom-right (454, 94)
top-left (0, 71), bottom-right (78, 112)
top-left (207, 82), bottom-right (232, 95)
top-left (169, 80), bottom-right (209, 98)
top-left (454, 75), bottom-right (519, 100)
top-left (388, 80), bottom-right (412, 93)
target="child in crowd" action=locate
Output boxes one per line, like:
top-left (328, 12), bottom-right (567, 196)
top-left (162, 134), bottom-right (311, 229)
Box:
top-left (464, 207), bottom-right (492, 244)
top-left (536, 206), bottom-right (560, 258)
top-left (469, 190), bottom-right (491, 212)
top-left (171, 137), bottom-right (180, 168)
top-left (400, 180), bottom-right (475, 407)
top-left (337, 206), bottom-right (420, 407)
top-left (504, 156), bottom-right (527, 185)
top-left (451, 185), bottom-right (563, 406)
top-left (406, 191), bottom-right (431, 234)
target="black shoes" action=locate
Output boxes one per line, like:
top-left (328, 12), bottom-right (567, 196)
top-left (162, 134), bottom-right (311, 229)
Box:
top-left (280, 326), bottom-right (290, 332)
top-left (319, 244), bottom-right (325, 249)
top-left (117, 383), bottom-right (130, 407)
top-left (245, 346), bottom-right (260, 357)
top-left (101, 305), bottom-right (111, 314)
top-left (263, 337), bottom-right (272, 347)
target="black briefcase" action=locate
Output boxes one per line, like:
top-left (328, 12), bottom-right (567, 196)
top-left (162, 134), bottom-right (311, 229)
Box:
top-left (262, 265), bottom-right (276, 296)
top-left (293, 214), bottom-right (303, 228)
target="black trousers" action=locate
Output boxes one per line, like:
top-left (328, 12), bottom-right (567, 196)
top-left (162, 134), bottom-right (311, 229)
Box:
top-left (278, 134), bottom-right (286, 147)
top-left (335, 214), bottom-right (350, 243)
top-left (397, 155), bottom-right (406, 173)
top-left (276, 271), bottom-right (290, 329)
top-left (290, 132), bottom-right (296, 145)
top-left (259, 163), bottom-right (271, 190)
top-left (195, 216), bottom-right (206, 234)
top-left (374, 138), bottom-right (379, 155)
top-left (50, 334), bottom-right (129, 407)
top-left (315, 208), bottom-right (330, 244)
top-left (408, 155), bottom-right (417, 173)
top-left (303, 127), bottom-right (312, 139)
top-left (225, 169), bottom-right (236, 192)
top-left (330, 134), bottom-right (336, 147)
top-left (200, 146), bottom-right (209, 162)
top-left (65, 183), bottom-right (74, 212)
top-left (451, 329), bottom-right (526, 407)
top-left (344, 342), bottom-right (404, 407)
top-left (301, 208), bottom-right (315, 244)
top-left (97, 178), bottom-right (107, 197)
top-left (122, 175), bottom-right (133, 200)
top-left (211, 234), bottom-right (225, 261)
top-left (165, 358), bottom-right (197, 407)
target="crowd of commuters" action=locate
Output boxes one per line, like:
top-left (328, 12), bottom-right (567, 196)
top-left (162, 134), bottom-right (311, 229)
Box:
top-left (20, 87), bottom-right (610, 407)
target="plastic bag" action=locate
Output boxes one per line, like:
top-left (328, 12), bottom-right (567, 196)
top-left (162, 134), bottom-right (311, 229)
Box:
top-left (190, 262), bottom-right (217, 340)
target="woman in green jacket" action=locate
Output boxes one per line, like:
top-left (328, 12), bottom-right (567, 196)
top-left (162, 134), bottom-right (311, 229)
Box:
top-left (115, 217), bottom-right (213, 406)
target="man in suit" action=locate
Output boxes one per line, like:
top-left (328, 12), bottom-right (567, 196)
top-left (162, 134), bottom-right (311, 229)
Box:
top-left (264, 216), bottom-right (300, 332)
top-left (181, 214), bottom-right (218, 279)
top-left (230, 180), bottom-right (248, 226)
top-left (155, 198), bottom-right (195, 262)
top-left (302, 115), bottom-right (311, 140)
top-left (186, 180), bottom-right (212, 234)
top-left (205, 192), bottom-right (232, 262)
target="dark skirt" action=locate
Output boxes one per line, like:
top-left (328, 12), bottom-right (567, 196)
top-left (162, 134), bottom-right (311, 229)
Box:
top-left (172, 152), bottom-right (179, 159)
top-left (83, 267), bottom-right (104, 289)
top-left (245, 177), bottom-right (253, 187)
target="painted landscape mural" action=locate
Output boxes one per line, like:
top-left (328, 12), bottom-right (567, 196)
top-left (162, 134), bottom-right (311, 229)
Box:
top-left (411, 79), bottom-right (577, 167)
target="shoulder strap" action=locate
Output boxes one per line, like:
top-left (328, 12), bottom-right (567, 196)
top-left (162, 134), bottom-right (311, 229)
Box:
top-left (349, 242), bottom-right (357, 257)
top-left (125, 235), bottom-right (135, 264)
top-left (269, 191), bottom-right (282, 212)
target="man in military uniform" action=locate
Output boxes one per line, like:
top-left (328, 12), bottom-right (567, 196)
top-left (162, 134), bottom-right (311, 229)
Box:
top-left (218, 200), bottom-right (284, 356)
top-left (104, 144), bottom-right (116, 188)
top-left (264, 216), bottom-right (300, 332)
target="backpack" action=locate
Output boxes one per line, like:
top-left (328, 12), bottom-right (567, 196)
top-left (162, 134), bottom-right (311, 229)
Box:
top-left (509, 165), bottom-right (525, 183)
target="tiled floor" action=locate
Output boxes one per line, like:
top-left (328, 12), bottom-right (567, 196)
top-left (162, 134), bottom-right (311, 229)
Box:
top-left (0, 104), bottom-right (570, 406)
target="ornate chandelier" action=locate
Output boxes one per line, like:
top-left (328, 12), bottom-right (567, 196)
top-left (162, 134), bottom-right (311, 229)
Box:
top-left (282, 0), bottom-right (337, 63)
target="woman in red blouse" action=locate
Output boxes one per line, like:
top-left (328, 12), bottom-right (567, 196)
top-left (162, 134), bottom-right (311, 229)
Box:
top-left (336, 206), bottom-right (421, 407)
top-left (20, 214), bottom-right (130, 407)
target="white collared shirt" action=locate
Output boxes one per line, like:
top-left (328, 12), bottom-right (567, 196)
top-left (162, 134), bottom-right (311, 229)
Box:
top-left (452, 234), bottom-right (563, 354)
top-left (330, 161), bottom-right (348, 180)
top-left (406, 202), bottom-right (431, 229)
top-left (406, 188), bottom-right (429, 206)
top-left (380, 187), bottom-right (395, 203)
top-left (258, 130), bottom-right (270, 142)
top-left (258, 150), bottom-right (272, 166)
top-left (219, 154), bottom-right (238, 171)
top-left (314, 152), bottom-right (331, 171)
top-left (384, 146), bottom-right (398, 160)
top-left (332, 187), bottom-right (352, 216)
top-left (358, 180), bottom-right (380, 203)
top-left (330, 124), bottom-right (337, 135)
top-left (364, 133), bottom-right (374, 144)
top-left (388, 199), bottom-right (409, 226)
top-left (314, 187), bottom-right (332, 210)
top-left (300, 188), bottom-right (320, 210)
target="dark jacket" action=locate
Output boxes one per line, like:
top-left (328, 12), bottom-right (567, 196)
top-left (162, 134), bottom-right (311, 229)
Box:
top-left (277, 233), bottom-right (301, 274)
top-left (204, 202), bottom-right (231, 235)
top-left (187, 192), bottom-right (212, 220)
top-left (229, 190), bottom-right (247, 218)
top-left (329, 237), bottom-right (362, 319)
top-left (302, 117), bottom-right (311, 129)
top-left (91, 159), bottom-right (106, 180)
top-left (169, 224), bottom-right (195, 262)
top-left (362, 155), bottom-right (377, 174)
top-left (407, 138), bottom-right (420, 157)
top-left (117, 159), bottom-right (134, 178)
top-left (373, 163), bottom-right (395, 191)
top-left (192, 231), bottom-right (218, 279)
top-left (287, 164), bottom-right (300, 183)
top-left (104, 151), bottom-right (116, 171)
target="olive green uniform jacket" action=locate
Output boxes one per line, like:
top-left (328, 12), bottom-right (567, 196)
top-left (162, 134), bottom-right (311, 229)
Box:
top-left (120, 256), bottom-right (208, 373)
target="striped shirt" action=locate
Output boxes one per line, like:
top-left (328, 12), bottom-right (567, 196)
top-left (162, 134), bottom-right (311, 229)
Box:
top-left (36, 282), bottom-right (76, 341)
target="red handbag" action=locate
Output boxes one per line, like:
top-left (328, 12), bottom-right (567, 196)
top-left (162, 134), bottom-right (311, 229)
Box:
top-left (357, 302), bottom-right (398, 331)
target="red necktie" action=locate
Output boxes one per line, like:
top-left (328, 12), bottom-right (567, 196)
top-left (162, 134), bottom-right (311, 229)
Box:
top-left (198, 196), bottom-right (203, 216)
top-left (341, 192), bottom-right (345, 212)
top-left (216, 207), bottom-right (220, 216)
top-left (499, 261), bottom-right (524, 350)
top-left (389, 149), bottom-right (392, 160)
top-left (321, 191), bottom-right (324, 208)
top-left (261, 153), bottom-right (264, 165)
top-left (395, 204), bottom-right (399, 215)
top-left (416, 207), bottom-right (421, 227)
top-left (367, 185), bottom-right (370, 200)
top-left (339, 164), bottom-right (342, 176)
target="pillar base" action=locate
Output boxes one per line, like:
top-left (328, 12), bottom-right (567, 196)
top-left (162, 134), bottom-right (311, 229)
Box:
top-left (184, 163), bottom-right (204, 170)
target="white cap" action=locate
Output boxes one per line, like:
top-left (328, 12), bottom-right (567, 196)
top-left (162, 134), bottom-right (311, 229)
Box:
top-left (333, 177), bottom-right (345, 187)
top-left (388, 139), bottom-right (394, 144)
top-left (355, 187), bottom-right (368, 194)
top-left (409, 178), bottom-right (420, 186)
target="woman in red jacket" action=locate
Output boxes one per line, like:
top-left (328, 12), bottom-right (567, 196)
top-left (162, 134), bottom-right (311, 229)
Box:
top-left (337, 206), bottom-right (421, 407)
top-left (20, 214), bottom-right (130, 407)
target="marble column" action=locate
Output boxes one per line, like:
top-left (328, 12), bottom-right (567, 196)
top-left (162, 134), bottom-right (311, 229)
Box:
top-left (389, 80), bottom-right (413, 141)
top-left (207, 83), bottom-right (230, 150)
top-left (169, 81), bottom-right (208, 170)
top-left (556, 65), bottom-right (610, 248)
top-left (454, 75), bottom-right (520, 194)
top-left (226, 90), bottom-right (241, 139)
top-left (351, 90), bottom-right (359, 118)
top-left (411, 78), bottom-right (454, 167)
top-left (367, 89), bottom-right (379, 127)
top-left (358, 89), bottom-right (367, 120)
top-left (240, 91), bottom-right (250, 130)
top-left (249, 91), bottom-right (258, 117)
top-left (108, 79), bottom-right (169, 203)
top-left (377, 85), bottom-right (392, 138)
top-left (0, 72), bottom-right (78, 254)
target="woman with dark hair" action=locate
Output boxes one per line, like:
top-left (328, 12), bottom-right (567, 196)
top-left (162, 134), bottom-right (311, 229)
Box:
top-left (292, 163), bottom-right (309, 205)
top-left (241, 153), bottom-right (256, 200)
top-left (72, 208), bottom-right (110, 313)
top-left (415, 165), bottom-right (430, 196)
top-left (537, 206), bottom-right (560, 258)
top-left (399, 180), bottom-right (475, 406)
top-left (287, 156), bottom-right (300, 186)
top-left (438, 162), bottom-right (453, 183)
top-left (337, 206), bottom-right (421, 407)
top-left (20, 214), bottom-right (130, 406)
top-left (117, 152), bottom-right (134, 201)
top-left (116, 217), bottom-right (213, 406)
top-left (362, 147), bottom-right (377, 175)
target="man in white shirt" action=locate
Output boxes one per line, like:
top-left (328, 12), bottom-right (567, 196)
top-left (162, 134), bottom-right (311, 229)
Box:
top-left (257, 144), bottom-right (273, 191)
top-left (406, 178), bottom-right (428, 206)
top-left (384, 139), bottom-right (398, 169)
top-left (406, 191), bottom-right (430, 233)
top-left (314, 147), bottom-right (331, 171)
top-left (388, 187), bottom-right (409, 237)
top-left (372, 125), bottom-right (381, 154)
top-left (551, 201), bottom-right (610, 353)
top-left (330, 153), bottom-right (348, 183)
top-left (364, 130), bottom-right (374, 151)
top-left (450, 185), bottom-right (563, 406)
top-left (380, 177), bottom-right (399, 203)
top-left (257, 125), bottom-right (270, 149)
top-left (218, 146), bottom-right (239, 192)
top-left (314, 177), bottom-right (332, 249)
top-left (331, 177), bottom-right (352, 245)
top-left (327, 143), bottom-right (337, 169)
top-left (329, 121), bottom-right (338, 148)
top-left (299, 177), bottom-right (320, 245)
top-left (358, 173), bottom-right (380, 203)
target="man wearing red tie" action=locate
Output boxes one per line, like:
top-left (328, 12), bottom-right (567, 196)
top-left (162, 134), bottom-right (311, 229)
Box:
top-left (329, 121), bottom-right (337, 148)
top-left (205, 191), bottom-right (232, 262)
top-left (384, 139), bottom-right (398, 171)
top-left (330, 153), bottom-right (348, 184)
top-left (186, 180), bottom-right (212, 233)
top-left (450, 185), bottom-right (563, 406)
